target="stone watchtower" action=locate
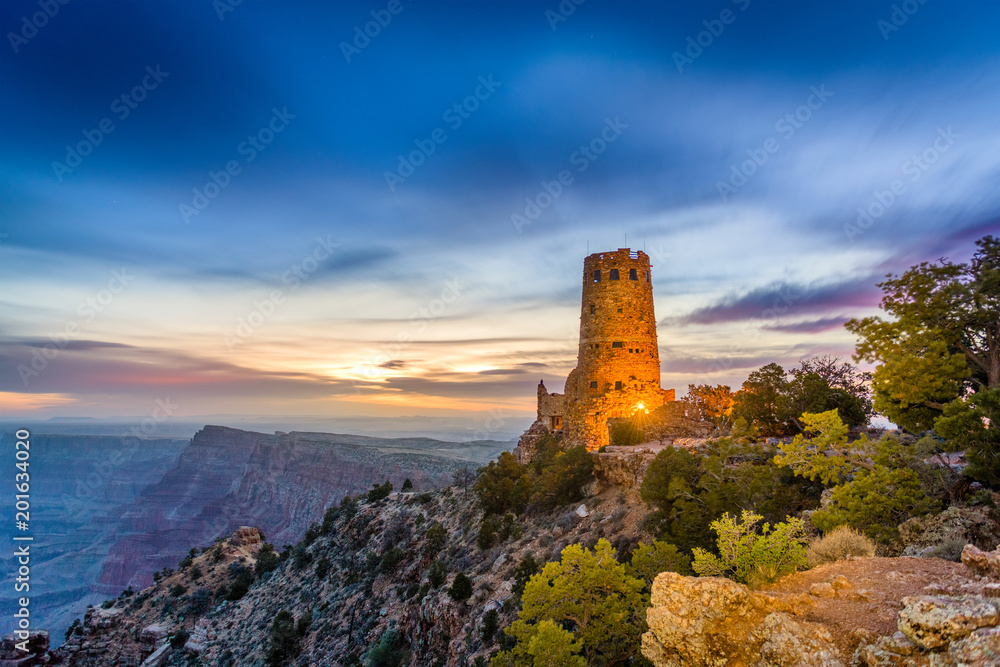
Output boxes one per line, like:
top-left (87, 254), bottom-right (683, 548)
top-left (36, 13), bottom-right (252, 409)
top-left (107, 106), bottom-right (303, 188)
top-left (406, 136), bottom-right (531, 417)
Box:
top-left (516, 248), bottom-right (675, 459)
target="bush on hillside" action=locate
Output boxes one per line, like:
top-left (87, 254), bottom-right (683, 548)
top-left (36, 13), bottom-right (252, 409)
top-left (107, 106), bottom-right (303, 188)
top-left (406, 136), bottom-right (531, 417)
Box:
top-left (805, 525), bottom-right (877, 567)
top-left (448, 572), bottom-right (474, 602)
top-left (367, 481), bottom-right (393, 503)
top-left (692, 510), bottom-right (808, 588)
top-left (265, 610), bottom-right (300, 667)
top-left (627, 540), bottom-right (692, 586)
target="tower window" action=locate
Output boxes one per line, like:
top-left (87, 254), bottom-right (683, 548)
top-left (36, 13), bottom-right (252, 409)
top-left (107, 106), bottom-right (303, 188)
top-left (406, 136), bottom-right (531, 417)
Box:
top-left (629, 349), bottom-right (633, 353)
top-left (612, 341), bottom-right (623, 348)
top-left (609, 269), bottom-right (620, 280)
top-left (590, 304), bottom-right (595, 314)
top-left (551, 416), bottom-right (563, 430)
top-left (615, 381), bottom-right (623, 390)
top-left (646, 271), bottom-right (650, 281)
top-left (590, 381), bottom-right (598, 388)
top-left (617, 307), bottom-right (623, 313)
top-left (629, 268), bottom-right (638, 280)
top-left (593, 270), bottom-right (601, 282)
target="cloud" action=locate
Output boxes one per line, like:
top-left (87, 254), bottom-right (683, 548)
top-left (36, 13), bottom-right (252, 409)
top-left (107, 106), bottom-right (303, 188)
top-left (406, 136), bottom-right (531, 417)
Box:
top-left (666, 279), bottom-right (880, 326)
top-left (763, 317), bottom-right (849, 334)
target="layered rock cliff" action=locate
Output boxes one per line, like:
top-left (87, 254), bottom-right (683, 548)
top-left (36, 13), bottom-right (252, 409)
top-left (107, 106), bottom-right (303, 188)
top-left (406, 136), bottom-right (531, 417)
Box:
top-left (0, 433), bottom-right (189, 641)
top-left (3, 426), bottom-right (509, 648)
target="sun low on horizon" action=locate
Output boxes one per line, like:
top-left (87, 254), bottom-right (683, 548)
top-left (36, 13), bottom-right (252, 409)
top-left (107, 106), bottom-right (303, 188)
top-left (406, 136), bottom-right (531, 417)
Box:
top-left (1, 0), bottom-right (998, 422)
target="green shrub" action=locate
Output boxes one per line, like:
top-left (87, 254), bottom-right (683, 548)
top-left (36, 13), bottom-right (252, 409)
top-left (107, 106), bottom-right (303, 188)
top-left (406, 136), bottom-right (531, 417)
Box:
top-left (641, 437), bottom-right (821, 554)
top-left (805, 525), bottom-right (876, 567)
top-left (341, 495), bottom-right (359, 518)
top-left (187, 587), bottom-right (212, 614)
top-left (255, 543), bottom-right (280, 578)
top-left (528, 444), bottom-right (594, 512)
top-left (367, 481), bottom-right (393, 503)
top-left (475, 452), bottom-right (526, 517)
top-left (296, 610), bottom-right (312, 637)
top-left (315, 556), bottom-right (331, 580)
top-left (266, 610), bottom-right (300, 666)
top-left (292, 545), bottom-right (313, 570)
top-left (512, 553), bottom-right (538, 598)
top-left (64, 619), bottom-right (82, 641)
top-left (302, 523), bottom-right (320, 547)
top-left (448, 572), bottom-right (473, 602)
top-left (477, 517), bottom-right (497, 550)
top-left (364, 628), bottom-right (407, 667)
top-left (425, 521), bottom-right (447, 556)
top-left (402, 478), bottom-right (413, 491)
top-left (320, 506), bottom-right (339, 535)
top-left (226, 562), bottom-right (254, 601)
top-left (810, 466), bottom-right (939, 546)
top-left (610, 419), bottom-right (644, 447)
top-left (777, 410), bottom-right (940, 546)
top-left (494, 540), bottom-right (645, 666)
top-left (427, 559), bottom-right (447, 588)
top-left (379, 547), bottom-right (405, 574)
top-left (481, 608), bottom-right (499, 644)
top-left (692, 510), bottom-right (807, 587)
top-left (628, 540), bottom-right (692, 586)
top-left (170, 630), bottom-right (190, 649)
top-left (169, 583), bottom-right (187, 597)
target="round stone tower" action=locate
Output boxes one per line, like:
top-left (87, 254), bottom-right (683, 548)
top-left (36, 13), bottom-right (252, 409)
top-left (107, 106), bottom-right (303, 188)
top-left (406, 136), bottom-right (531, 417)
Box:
top-left (560, 248), bottom-right (674, 449)
top-left (514, 247), bottom-right (675, 459)
top-left (576, 249), bottom-right (660, 390)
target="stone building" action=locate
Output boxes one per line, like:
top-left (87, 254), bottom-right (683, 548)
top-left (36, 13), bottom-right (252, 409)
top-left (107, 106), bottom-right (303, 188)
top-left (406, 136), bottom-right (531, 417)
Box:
top-left (515, 248), bottom-right (675, 460)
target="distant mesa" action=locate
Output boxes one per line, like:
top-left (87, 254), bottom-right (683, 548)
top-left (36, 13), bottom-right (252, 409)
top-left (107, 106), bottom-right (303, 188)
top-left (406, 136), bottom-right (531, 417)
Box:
top-left (515, 248), bottom-right (675, 460)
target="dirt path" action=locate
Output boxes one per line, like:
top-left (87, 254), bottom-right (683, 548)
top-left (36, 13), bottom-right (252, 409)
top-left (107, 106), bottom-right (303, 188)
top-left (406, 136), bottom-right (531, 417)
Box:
top-left (761, 556), bottom-right (977, 657)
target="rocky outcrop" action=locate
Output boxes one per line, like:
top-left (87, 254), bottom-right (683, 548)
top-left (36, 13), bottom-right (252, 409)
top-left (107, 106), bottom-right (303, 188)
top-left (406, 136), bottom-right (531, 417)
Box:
top-left (593, 441), bottom-right (709, 489)
top-left (641, 571), bottom-right (842, 666)
top-left (900, 504), bottom-right (1000, 557)
top-left (0, 630), bottom-right (49, 666)
top-left (856, 543), bottom-right (1000, 665)
top-left (962, 543), bottom-right (1000, 578)
top-left (897, 595), bottom-right (999, 650)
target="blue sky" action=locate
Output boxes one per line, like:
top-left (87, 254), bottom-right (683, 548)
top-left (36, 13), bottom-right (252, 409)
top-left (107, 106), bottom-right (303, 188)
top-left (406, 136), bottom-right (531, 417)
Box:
top-left (1, 0), bottom-right (999, 420)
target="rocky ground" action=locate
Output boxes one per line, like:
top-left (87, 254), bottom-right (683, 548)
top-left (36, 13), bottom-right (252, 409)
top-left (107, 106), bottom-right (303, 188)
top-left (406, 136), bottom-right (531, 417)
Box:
top-left (18, 464), bottom-right (1000, 667)
top-left (38, 485), bottom-right (649, 666)
top-left (643, 546), bottom-right (1000, 666)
